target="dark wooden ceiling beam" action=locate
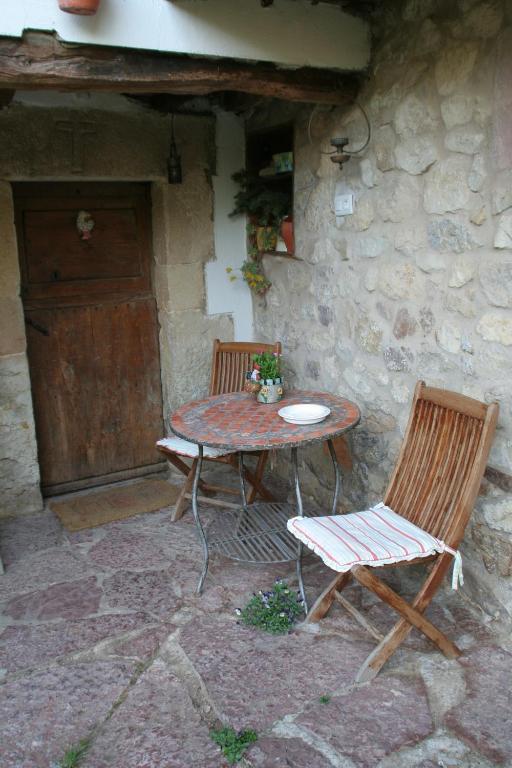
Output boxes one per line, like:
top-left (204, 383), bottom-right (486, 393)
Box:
top-left (0, 33), bottom-right (361, 106)
top-left (261, 0), bottom-right (377, 16)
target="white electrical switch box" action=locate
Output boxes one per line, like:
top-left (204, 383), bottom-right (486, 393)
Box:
top-left (334, 193), bottom-right (353, 216)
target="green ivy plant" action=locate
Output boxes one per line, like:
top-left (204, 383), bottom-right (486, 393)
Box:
top-left (230, 170), bottom-right (290, 226)
top-left (210, 726), bottom-right (258, 765)
top-left (236, 580), bottom-right (303, 634)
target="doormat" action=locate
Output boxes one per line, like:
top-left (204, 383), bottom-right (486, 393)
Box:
top-left (50, 478), bottom-right (181, 532)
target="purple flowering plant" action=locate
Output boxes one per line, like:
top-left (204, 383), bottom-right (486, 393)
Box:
top-left (236, 579), bottom-right (303, 634)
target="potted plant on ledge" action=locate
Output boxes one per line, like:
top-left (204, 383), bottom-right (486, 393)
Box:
top-left (228, 170), bottom-right (291, 297)
top-left (231, 170), bottom-right (290, 253)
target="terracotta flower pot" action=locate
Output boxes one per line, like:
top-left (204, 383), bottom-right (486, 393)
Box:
top-left (58, 0), bottom-right (101, 15)
top-left (280, 216), bottom-right (294, 254)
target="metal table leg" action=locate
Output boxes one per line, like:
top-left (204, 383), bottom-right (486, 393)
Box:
top-left (291, 446), bottom-right (308, 614)
top-left (238, 451), bottom-right (247, 508)
top-left (192, 444), bottom-right (209, 594)
top-left (327, 438), bottom-right (342, 515)
top-left (292, 440), bottom-right (342, 614)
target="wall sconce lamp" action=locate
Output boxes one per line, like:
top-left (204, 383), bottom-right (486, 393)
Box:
top-left (329, 105), bottom-right (372, 172)
top-left (167, 115), bottom-right (182, 184)
top-left (329, 137), bottom-right (351, 171)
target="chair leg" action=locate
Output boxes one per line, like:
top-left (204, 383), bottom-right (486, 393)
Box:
top-left (247, 451), bottom-right (269, 504)
top-left (227, 453), bottom-right (274, 503)
top-left (305, 570), bottom-right (352, 623)
top-left (353, 555), bottom-right (461, 682)
top-left (160, 449), bottom-right (194, 477)
top-left (159, 449), bottom-right (211, 495)
top-left (172, 459), bottom-right (198, 522)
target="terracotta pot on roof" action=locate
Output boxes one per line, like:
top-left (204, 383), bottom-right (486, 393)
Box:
top-left (58, 0), bottom-right (101, 14)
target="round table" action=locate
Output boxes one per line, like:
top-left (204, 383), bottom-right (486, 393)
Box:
top-left (171, 390), bottom-right (360, 609)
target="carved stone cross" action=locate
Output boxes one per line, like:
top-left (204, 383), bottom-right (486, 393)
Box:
top-left (54, 119), bottom-right (97, 173)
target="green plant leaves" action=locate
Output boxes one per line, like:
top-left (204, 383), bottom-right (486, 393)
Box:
top-left (58, 738), bottom-right (91, 768)
top-left (230, 170), bottom-right (290, 226)
top-left (238, 580), bottom-right (302, 635)
top-left (251, 350), bottom-right (280, 380)
top-left (210, 726), bottom-right (258, 764)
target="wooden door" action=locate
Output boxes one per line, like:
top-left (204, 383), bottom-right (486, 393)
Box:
top-left (14, 182), bottom-right (165, 495)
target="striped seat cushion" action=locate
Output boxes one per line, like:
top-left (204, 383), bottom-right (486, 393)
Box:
top-left (288, 502), bottom-right (462, 588)
top-left (156, 436), bottom-right (231, 459)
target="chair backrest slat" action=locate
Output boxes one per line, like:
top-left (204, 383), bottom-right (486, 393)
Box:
top-left (384, 382), bottom-right (498, 548)
top-left (209, 339), bottom-right (281, 396)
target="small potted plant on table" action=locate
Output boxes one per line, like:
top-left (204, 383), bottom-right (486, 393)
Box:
top-left (252, 349), bottom-right (283, 404)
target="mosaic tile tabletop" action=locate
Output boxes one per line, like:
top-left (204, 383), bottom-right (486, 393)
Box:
top-left (170, 390), bottom-right (360, 451)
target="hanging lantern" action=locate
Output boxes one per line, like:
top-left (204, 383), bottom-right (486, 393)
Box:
top-left (167, 115), bottom-right (183, 185)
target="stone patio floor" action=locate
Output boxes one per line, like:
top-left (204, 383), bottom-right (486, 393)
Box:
top-left (0, 499), bottom-right (511, 768)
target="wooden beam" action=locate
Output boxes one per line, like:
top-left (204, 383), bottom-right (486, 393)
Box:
top-left (0, 33), bottom-right (361, 106)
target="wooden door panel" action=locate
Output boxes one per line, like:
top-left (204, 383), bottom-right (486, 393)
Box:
top-left (23, 208), bottom-right (141, 284)
top-left (16, 182), bottom-right (164, 492)
top-left (26, 298), bottom-right (163, 487)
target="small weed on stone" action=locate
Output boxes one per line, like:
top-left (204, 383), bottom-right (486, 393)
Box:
top-left (236, 580), bottom-right (303, 634)
top-left (210, 725), bottom-right (258, 765)
top-left (58, 738), bottom-right (90, 768)
top-left (319, 694), bottom-right (331, 704)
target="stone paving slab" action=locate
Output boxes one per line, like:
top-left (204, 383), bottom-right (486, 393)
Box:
top-left (0, 510), bottom-right (64, 567)
top-left (0, 612), bottom-right (151, 672)
top-left (298, 674), bottom-right (433, 767)
top-left (81, 658), bottom-right (220, 768)
top-left (86, 528), bottom-right (173, 571)
top-left (106, 623), bottom-right (173, 661)
top-left (247, 736), bottom-right (330, 767)
top-left (102, 568), bottom-right (184, 618)
top-left (3, 576), bottom-right (102, 621)
top-left (203, 554), bottom-right (301, 602)
top-left (444, 645), bottom-right (512, 765)
top-left (0, 546), bottom-right (94, 602)
top-left (180, 613), bottom-right (375, 731)
top-left (0, 659), bottom-right (136, 768)
top-left (0, 504), bottom-right (509, 768)
top-left (376, 730), bottom-right (498, 768)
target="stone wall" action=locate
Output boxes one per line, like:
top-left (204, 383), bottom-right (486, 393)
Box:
top-left (0, 181), bottom-right (42, 516)
top-left (0, 96), bottom-right (233, 516)
top-left (254, 0), bottom-right (512, 620)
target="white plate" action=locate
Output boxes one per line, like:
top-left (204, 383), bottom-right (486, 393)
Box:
top-left (278, 403), bottom-right (331, 425)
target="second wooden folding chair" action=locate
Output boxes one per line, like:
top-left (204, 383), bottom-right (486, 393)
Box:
top-left (157, 339), bottom-right (280, 521)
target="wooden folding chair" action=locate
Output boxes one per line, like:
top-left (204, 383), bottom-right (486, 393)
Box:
top-left (157, 339), bottom-right (280, 522)
top-left (288, 382), bottom-right (498, 681)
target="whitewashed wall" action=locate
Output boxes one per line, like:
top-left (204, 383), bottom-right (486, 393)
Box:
top-left (209, 110), bottom-right (253, 341)
top-left (1, 0), bottom-right (370, 71)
